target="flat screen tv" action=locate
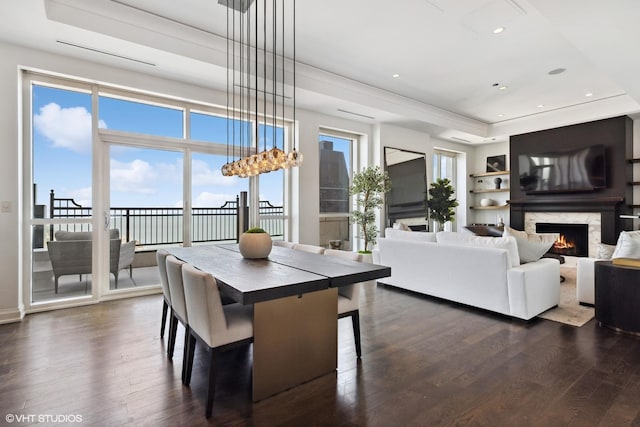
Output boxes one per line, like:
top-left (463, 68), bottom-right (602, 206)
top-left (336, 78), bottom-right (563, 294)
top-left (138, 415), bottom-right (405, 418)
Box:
top-left (519, 144), bottom-right (606, 194)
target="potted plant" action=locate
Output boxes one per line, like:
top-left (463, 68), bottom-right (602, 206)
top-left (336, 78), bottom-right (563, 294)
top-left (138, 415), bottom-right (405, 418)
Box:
top-left (425, 178), bottom-right (458, 231)
top-left (349, 166), bottom-right (391, 254)
top-left (239, 227), bottom-right (272, 259)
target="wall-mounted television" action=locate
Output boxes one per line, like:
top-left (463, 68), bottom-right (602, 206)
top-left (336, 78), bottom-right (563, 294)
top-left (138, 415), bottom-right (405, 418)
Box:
top-left (519, 144), bottom-right (607, 194)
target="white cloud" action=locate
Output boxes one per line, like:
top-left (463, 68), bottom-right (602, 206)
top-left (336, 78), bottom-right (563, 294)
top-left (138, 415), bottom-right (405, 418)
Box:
top-left (34, 103), bottom-right (107, 153)
top-left (110, 159), bottom-right (158, 194)
top-left (192, 159), bottom-right (236, 186)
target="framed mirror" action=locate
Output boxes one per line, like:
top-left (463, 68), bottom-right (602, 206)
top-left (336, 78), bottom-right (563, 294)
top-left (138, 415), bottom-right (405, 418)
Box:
top-left (384, 147), bottom-right (428, 229)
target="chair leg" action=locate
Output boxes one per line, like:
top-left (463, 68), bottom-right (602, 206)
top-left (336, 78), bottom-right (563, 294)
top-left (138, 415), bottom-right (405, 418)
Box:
top-left (205, 350), bottom-right (218, 418)
top-left (184, 333), bottom-right (196, 386)
top-left (351, 311), bottom-right (362, 358)
top-left (167, 313), bottom-right (178, 360)
top-left (181, 325), bottom-right (190, 385)
top-left (160, 300), bottom-right (168, 338)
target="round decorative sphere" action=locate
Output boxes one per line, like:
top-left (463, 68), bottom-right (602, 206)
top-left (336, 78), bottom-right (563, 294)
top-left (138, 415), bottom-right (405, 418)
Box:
top-left (480, 198), bottom-right (495, 207)
top-left (239, 232), bottom-right (272, 259)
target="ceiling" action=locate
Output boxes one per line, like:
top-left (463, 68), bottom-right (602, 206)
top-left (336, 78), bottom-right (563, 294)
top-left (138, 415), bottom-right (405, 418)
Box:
top-left (2, 0), bottom-right (640, 144)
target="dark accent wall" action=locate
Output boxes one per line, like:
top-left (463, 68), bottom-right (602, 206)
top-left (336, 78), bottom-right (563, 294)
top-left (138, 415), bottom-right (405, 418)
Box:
top-left (509, 116), bottom-right (633, 244)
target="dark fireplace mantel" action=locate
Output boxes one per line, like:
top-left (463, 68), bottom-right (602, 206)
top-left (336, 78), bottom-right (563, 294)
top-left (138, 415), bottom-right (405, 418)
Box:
top-left (509, 196), bottom-right (629, 245)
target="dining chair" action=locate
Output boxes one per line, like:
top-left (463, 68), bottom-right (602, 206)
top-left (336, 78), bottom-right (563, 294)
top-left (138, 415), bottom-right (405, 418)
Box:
top-left (165, 255), bottom-right (190, 383)
top-left (292, 243), bottom-right (325, 255)
top-left (272, 240), bottom-right (295, 249)
top-left (324, 248), bottom-right (363, 358)
top-left (156, 249), bottom-right (171, 340)
top-left (181, 263), bottom-right (254, 418)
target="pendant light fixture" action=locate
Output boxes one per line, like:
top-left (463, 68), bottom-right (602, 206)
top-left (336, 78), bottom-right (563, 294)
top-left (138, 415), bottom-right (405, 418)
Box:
top-left (220, 0), bottom-right (302, 177)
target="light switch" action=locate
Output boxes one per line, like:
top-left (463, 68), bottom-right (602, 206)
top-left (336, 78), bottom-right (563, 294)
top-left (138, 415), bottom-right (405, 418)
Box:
top-left (1, 201), bottom-right (11, 213)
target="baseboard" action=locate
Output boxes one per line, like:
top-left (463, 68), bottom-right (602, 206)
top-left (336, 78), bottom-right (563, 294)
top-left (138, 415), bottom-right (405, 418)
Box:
top-left (0, 305), bottom-right (25, 324)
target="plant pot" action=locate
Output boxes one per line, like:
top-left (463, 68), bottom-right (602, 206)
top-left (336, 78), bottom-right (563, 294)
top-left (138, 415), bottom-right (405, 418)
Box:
top-left (239, 233), bottom-right (273, 259)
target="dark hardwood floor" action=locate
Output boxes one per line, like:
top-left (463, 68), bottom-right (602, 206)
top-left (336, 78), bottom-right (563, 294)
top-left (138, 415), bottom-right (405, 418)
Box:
top-left (2, 282), bottom-right (640, 426)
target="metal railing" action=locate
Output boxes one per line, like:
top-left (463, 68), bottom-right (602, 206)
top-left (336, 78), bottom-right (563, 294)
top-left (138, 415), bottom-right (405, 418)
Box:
top-left (49, 190), bottom-right (284, 247)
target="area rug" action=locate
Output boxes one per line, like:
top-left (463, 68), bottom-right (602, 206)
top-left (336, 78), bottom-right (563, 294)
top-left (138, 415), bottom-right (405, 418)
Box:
top-left (537, 265), bottom-right (595, 327)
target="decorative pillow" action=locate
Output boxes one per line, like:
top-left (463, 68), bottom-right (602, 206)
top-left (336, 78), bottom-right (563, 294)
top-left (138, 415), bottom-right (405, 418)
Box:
top-left (611, 231), bottom-right (640, 260)
top-left (392, 222), bottom-right (411, 231)
top-left (596, 243), bottom-right (616, 260)
top-left (385, 228), bottom-right (437, 242)
top-left (436, 231), bottom-right (471, 245)
top-left (467, 236), bottom-right (520, 268)
top-left (503, 226), bottom-right (558, 263)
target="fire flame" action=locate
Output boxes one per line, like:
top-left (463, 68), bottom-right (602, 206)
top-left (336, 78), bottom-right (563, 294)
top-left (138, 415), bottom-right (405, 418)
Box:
top-left (553, 234), bottom-right (575, 250)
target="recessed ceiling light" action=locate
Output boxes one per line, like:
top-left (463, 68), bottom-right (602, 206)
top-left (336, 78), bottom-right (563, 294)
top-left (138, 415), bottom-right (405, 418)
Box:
top-left (585, 92), bottom-right (593, 97)
top-left (537, 104), bottom-right (544, 108)
top-left (498, 114), bottom-right (504, 117)
top-left (392, 73), bottom-right (400, 78)
top-left (493, 27), bottom-right (505, 34)
top-left (548, 68), bottom-right (566, 75)
top-left (499, 85), bottom-right (508, 90)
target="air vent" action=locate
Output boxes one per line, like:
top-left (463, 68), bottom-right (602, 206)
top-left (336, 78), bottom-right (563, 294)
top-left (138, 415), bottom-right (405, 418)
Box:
top-left (337, 109), bottom-right (375, 120)
top-left (451, 136), bottom-right (472, 143)
top-left (56, 41), bottom-right (156, 67)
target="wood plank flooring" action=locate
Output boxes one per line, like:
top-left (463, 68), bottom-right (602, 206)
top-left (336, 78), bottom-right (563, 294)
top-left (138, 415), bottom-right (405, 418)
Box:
top-left (1, 282), bottom-right (640, 426)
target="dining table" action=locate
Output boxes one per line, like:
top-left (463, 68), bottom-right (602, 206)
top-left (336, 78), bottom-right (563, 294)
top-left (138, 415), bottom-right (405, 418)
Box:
top-left (166, 243), bottom-right (391, 401)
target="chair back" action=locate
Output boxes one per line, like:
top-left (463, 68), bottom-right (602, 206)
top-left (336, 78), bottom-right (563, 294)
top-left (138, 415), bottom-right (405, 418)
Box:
top-left (182, 263), bottom-right (253, 348)
top-left (293, 243), bottom-right (325, 255)
top-left (166, 255), bottom-right (188, 323)
top-left (324, 249), bottom-right (362, 310)
top-left (272, 240), bottom-right (295, 249)
top-left (181, 264), bottom-right (228, 348)
top-left (156, 249), bottom-right (171, 303)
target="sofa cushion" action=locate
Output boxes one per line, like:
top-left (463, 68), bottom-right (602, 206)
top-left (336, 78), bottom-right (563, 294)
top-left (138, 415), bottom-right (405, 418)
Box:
top-left (386, 228), bottom-right (437, 242)
top-left (503, 226), bottom-right (557, 263)
top-left (467, 236), bottom-right (520, 268)
top-left (392, 222), bottom-right (411, 231)
top-left (612, 230), bottom-right (640, 260)
top-left (436, 231), bottom-right (471, 244)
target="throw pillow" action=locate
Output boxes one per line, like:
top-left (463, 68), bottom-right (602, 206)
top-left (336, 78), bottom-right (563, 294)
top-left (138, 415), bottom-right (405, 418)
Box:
top-left (392, 222), bottom-right (411, 231)
top-left (596, 243), bottom-right (616, 260)
top-left (467, 236), bottom-right (520, 268)
top-left (503, 226), bottom-right (558, 263)
top-left (611, 230), bottom-right (640, 260)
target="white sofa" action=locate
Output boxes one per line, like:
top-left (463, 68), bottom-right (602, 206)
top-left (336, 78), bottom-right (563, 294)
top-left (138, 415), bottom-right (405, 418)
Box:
top-left (373, 230), bottom-right (561, 320)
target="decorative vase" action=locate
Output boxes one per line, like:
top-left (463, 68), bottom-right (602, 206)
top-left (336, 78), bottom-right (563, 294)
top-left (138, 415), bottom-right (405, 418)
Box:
top-left (239, 232), bottom-right (272, 259)
top-left (494, 177), bottom-right (502, 189)
top-left (480, 198), bottom-right (495, 207)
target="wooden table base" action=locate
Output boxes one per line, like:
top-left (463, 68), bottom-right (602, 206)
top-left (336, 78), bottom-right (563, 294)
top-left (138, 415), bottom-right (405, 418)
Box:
top-left (252, 287), bottom-right (338, 401)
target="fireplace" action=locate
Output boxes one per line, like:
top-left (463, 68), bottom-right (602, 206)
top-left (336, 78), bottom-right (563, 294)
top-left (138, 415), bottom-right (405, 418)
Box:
top-left (536, 222), bottom-right (589, 257)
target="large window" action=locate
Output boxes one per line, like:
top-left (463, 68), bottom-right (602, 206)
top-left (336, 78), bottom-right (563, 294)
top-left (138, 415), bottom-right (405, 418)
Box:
top-left (26, 72), bottom-right (289, 310)
top-left (432, 149), bottom-right (459, 229)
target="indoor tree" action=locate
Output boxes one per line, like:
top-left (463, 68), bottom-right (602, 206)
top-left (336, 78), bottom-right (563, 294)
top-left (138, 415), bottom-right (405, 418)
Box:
top-left (426, 178), bottom-right (459, 231)
top-left (349, 166), bottom-right (391, 253)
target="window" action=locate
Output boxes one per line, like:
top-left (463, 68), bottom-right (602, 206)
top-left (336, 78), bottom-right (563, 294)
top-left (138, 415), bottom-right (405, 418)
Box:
top-left (432, 149), bottom-right (459, 229)
top-left (319, 135), bottom-right (352, 214)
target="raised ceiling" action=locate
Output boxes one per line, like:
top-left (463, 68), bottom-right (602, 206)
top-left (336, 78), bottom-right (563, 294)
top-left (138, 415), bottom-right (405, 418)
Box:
top-left (1, 0), bottom-right (639, 143)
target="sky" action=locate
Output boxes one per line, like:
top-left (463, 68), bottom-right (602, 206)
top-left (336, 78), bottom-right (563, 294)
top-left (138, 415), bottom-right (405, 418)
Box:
top-left (32, 84), bottom-right (284, 211)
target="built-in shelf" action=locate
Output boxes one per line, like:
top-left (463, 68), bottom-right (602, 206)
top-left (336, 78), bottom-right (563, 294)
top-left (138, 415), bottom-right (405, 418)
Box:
top-left (470, 204), bottom-right (509, 210)
top-left (470, 188), bottom-right (510, 194)
top-left (628, 159), bottom-right (640, 164)
top-left (469, 170), bottom-right (510, 178)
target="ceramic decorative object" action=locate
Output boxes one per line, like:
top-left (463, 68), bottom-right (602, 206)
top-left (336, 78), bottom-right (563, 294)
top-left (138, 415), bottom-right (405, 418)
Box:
top-left (239, 227), bottom-right (272, 259)
top-left (329, 240), bottom-right (342, 250)
top-left (480, 198), bottom-right (495, 207)
top-left (494, 177), bottom-right (502, 189)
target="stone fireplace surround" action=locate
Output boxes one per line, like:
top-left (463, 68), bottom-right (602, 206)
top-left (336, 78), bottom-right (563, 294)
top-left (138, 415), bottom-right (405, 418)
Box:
top-left (524, 212), bottom-right (600, 258)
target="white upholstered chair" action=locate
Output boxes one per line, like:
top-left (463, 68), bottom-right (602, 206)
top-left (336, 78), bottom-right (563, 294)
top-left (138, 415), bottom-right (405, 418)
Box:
top-left (293, 243), bottom-right (325, 255)
top-left (324, 249), bottom-right (363, 358)
top-left (181, 263), bottom-right (254, 418)
top-left (165, 255), bottom-right (190, 383)
top-left (156, 249), bottom-right (171, 339)
top-left (272, 240), bottom-right (295, 249)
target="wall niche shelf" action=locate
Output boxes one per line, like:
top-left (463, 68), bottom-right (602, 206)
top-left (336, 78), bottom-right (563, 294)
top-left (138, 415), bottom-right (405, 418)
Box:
top-left (470, 204), bottom-right (509, 210)
top-left (469, 170), bottom-right (510, 178)
top-left (470, 188), bottom-right (510, 194)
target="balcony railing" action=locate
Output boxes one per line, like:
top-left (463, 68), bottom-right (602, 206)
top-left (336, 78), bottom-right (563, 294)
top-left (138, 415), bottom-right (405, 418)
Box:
top-left (46, 190), bottom-right (284, 247)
